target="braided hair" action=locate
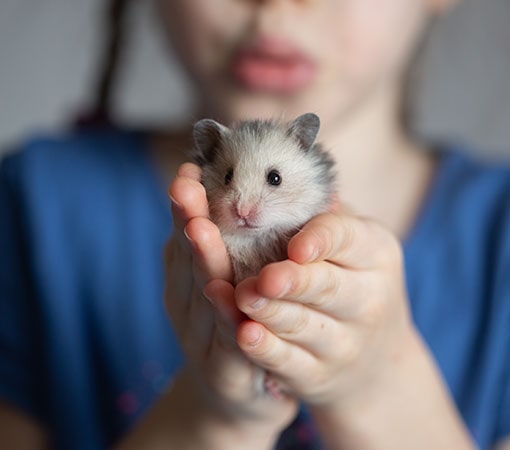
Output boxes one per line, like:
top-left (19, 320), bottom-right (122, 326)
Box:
top-left (76, 0), bottom-right (132, 128)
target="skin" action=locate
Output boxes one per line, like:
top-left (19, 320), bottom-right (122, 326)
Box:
top-left (1, 0), bottom-right (509, 449)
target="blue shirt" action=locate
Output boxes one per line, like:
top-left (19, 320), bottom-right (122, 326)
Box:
top-left (0, 128), bottom-right (509, 450)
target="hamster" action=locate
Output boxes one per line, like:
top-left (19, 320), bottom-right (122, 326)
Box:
top-left (193, 112), bottom-right (337, 283)
top-left (192, 113), bottom-right (337, 400)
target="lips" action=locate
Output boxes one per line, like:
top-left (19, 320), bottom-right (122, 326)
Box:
top-left (230, 37), bottom-right (317, 94)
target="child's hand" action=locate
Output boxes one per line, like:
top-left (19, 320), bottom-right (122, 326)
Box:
top-left (232, 207), bottom-right (415, 410)
top-left (164, 163), bottom-right (298, 444)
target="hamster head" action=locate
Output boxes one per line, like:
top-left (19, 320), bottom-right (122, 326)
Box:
top-left (193, 113), bottom-right (336, 237)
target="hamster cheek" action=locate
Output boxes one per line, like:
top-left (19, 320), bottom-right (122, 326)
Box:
top-left (210, 198), bottom-right (236, 231)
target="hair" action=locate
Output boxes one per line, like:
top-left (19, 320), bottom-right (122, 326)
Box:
top-left (75, 0), bottom-right (132, 128)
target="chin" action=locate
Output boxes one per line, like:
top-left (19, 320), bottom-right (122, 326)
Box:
top-left (205, 84), bottom-right (319, 123)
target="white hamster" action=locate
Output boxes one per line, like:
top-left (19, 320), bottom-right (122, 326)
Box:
top-left (192, 112), bottom-right (337, 399)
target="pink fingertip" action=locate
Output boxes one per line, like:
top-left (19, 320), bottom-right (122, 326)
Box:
top-left (298, 243), bottom-right (319, 264)
top-left (308, 246), bottom-right (320, 262)
top-left (239, 321), bottom-right (263, 347)
top-left (247, 328), bottom-right (262, 346)
top-left (289, 231), bottom-right (320, 264)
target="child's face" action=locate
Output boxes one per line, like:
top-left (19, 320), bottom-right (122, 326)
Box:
top-left (158, 0), bottom-right (450, 126)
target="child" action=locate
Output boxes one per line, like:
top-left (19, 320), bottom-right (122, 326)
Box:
top-left (0, 0), bottom-right (509, 449)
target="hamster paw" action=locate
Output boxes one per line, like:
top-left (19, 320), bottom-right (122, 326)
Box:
top-left (264, 374), bottom-right (286, 400)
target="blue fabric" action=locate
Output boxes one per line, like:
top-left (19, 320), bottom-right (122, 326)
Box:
top-left (0, 128), bottom-right (509, 449)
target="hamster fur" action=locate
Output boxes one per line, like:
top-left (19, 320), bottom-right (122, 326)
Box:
top-left (193, 112), bottom-right (337, 284)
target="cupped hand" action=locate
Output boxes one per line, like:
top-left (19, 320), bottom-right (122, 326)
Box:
top-left (164, 163), bottom-right (298, 435)
top-left (232, 206), bottom-right (416, 411)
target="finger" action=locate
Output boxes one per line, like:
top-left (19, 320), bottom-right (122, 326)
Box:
top-left (169, 163), bottom-right (232, 282)
top-left (237, 320), bottom-right (318, 386)
top-left (186, 216), bottom-right (233, 283)
top-left (187, 284), bottom-right (217, 353)
top-left (204, 279), bottom-right (247, 332)
top-left (191, 282), bottom-right (297, 410)
top-left (166, 261), bottom-right (237, 369)
top-left (236, 277), bottom-right (350, 358)
top-left (253, 260), bottom-right (378, 320)
top-left (288, 212), bottom-right (403, 270)
top-left (206, 325), bottom-right (296, 407)
top-left (166, 279), bottom-right (216, 361)
top-left (177, 161), bottom-right (202, 181)
top-left (206, 328), bottom-right (259, 402)
top-left (200, 284), bottom-right (296, 408)
top-left (168, 163), bottom-right (208, 236)
top-left (164, 238), bottom-right (193, 311)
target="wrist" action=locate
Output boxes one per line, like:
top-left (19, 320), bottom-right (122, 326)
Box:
top-left (308, 329), bottom-right (475, 450)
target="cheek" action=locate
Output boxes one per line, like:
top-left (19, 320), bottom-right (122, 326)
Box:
top-left (262, 188), bottom-right (310, 226)
top-left (207, 190), bottom-right (235, 227)
top-left (323, 0), bottom-right (428, 85)
top-left (157, 0), bottom-right (248, 82)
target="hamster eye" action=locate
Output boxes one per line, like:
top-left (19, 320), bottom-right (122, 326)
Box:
top-left (267, 170), bottom-right (282, 186)
top-left (224, 168), bottom-right (234, 185)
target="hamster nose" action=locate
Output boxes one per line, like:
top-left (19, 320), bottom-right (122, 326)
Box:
top-left (235, 203), bottom-right (258, 220)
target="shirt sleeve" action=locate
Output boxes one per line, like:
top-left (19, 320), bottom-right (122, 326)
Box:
top-left (494, 190), bottom-right (510, 444)
top-left (496, 372), bottom-right (510, 445)
top-left (0, 155), bottom-right (45, 421)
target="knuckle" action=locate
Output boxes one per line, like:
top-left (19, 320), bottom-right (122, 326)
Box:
top-left (339, 335), bottom-right (362, 365)
top-left (371, 224), bottom-right (403, 268)
top-left (338, 219), bottom-right (356, 255)
top-left (288, 265), bottom-right (313, 299)
top-left (309, 294), bottom-right (328, 310)
top-left (355, 273), bottom-right (390, 324)
top-left (311, 363), bottom-right (332, 386)
top-left (324, 225), bottom-right (338, 259)
top-left (282, 306), bottom-right (310, 337)
top-left (256, 340), bottom-right (289, 371)
top-left (323, 325), bottom-right (360, 366)
top-left (309, 289), bottom-right (332, 311)
top-left (309, 264), bottom-right (340, 310)
top-left (359, 298), bottom-right (385, 326)
top-left (325, 265), bottom-right (342, 299)
top-left (307, 220), bottom-right (334, 259)
top-left (258, 300), bottom-right (282, 323)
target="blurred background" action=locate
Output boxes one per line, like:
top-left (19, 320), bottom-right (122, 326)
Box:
top-left (0, 0), bottom-right (509, 159)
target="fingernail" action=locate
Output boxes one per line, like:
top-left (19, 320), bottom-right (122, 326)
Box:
top-left (168, 192), bottom-right (183, 209)
top-left (202, 289), bottom-right (215, 305)
top-left (306, 246), bottom-right (320, 263)
top-left (278, 280), bottom-right (293, 298)
top-left (183, 227), bottom-right (197, 249)
top-left (250, 297), bottom-right (267, 310)
top-left (248, 328), bottom-right (263, 346)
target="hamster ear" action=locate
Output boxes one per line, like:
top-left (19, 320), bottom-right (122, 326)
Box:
top-left (193, 119), bottom-right (229, 164)
top-left (287, 113), bottom-right (321, 151)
